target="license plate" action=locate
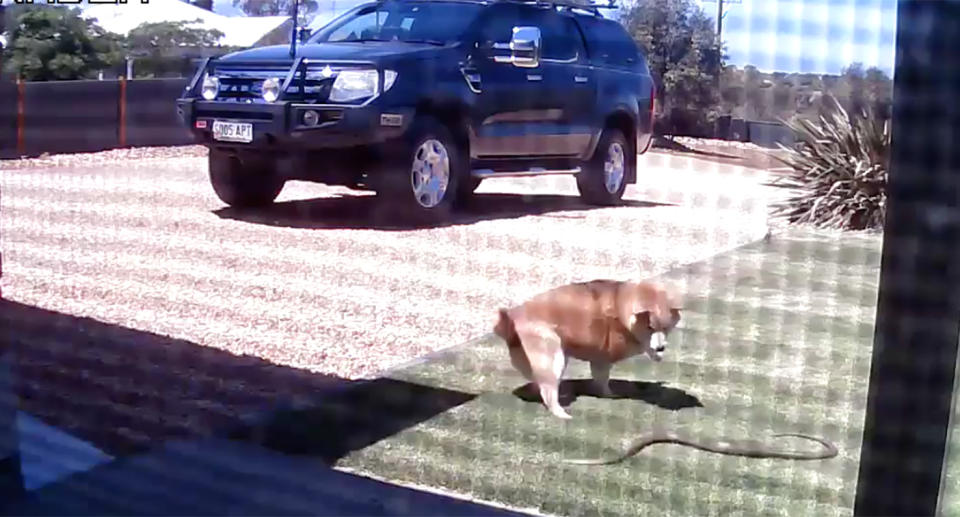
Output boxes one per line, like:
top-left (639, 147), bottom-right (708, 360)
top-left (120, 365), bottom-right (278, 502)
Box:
top-left (212, 120), bottom-right (253, 143)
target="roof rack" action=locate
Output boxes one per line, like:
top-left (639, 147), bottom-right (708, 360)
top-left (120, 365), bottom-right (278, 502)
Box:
top-left (496, 0), bottom-right (619, 16)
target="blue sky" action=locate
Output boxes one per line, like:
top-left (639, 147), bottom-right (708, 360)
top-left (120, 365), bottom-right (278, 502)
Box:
top-left (692, 0), bottom-right (898, 77)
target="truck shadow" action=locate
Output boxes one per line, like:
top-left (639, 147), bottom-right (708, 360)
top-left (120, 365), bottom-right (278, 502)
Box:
top-left (212, 192), bottom-right (672, 231)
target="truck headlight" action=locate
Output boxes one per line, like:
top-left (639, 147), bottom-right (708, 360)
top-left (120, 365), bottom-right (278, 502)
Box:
top-left (262, 77), bottom-right (282, 103)
top-left (330, 69), bottom-right (396, 103)
top-left (201, 74), bottom-right (219, 100)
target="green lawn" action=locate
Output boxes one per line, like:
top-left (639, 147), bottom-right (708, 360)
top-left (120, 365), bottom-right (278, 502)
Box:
top-left (239, 228), bottom-right (899, 516)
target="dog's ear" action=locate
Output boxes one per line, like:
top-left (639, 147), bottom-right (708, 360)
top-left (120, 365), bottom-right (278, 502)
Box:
top-left (632, 310), bottom-right (652, 330)
top-left (494, 308), bottom-right (510, 337)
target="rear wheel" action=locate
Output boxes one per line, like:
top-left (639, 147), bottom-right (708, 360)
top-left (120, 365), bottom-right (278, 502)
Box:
top-left (208, 150), bottom-right (284, 208)
top-left (374, 117), bottom-right (466, 224)
top-left (576, 128), bottom-right (632, 206)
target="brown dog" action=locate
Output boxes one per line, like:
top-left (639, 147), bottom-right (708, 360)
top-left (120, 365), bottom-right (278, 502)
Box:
top-left (493, 279), bottom-right (682, 419)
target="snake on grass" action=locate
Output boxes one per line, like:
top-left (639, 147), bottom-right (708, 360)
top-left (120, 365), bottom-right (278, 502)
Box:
top-left (564, 431), bottom-right (839, 465)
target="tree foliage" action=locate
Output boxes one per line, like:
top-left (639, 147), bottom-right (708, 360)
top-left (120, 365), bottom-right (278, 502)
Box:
top-left (232, 0), bottom-right (317, 17)
top-left (1, 7), bottom-right (119, 80)
top-left (618, 0), bottom-right (725, 136)
top-left (125, 19), bottom-right (227, 77)
top-left (719, 62), bottom-right (893, 125)
top-left (1, 7), bottom-right (238, 80)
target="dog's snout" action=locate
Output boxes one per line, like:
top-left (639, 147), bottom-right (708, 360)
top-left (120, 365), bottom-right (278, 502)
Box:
top-left (651, 331), bottom-right (667, 352)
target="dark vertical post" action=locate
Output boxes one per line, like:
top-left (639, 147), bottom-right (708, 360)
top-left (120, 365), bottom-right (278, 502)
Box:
top-left (289, 0), bottom-right (300, 58)
top-left (716, 0), bottom-right (722, 43)
top-left (0, 347), bottom-right (24, 510)
top-left (853, 2), bottom-right (960, 516)
top-left (119, 76), bottom-right (127, 148)
top-left (715, 0), bottom-right (724, 139)
top-left (15, 78), bottom-right (24, 157)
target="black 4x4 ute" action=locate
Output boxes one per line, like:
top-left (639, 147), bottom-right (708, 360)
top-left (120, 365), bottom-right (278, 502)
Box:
top-left (177, 0), bottom-right (656, 222)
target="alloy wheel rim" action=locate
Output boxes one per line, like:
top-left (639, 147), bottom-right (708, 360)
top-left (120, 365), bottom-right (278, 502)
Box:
top-left (411, 139), bottom-right (451, 208)
top-left (604, 142), bottom-right (626, 194)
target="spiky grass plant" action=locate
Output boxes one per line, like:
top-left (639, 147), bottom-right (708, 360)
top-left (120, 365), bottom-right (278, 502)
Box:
top-left (769, 94), bottom-right (890, 231)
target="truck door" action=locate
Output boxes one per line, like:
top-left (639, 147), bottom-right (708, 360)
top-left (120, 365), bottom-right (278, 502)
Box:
top-left (464, 4), bottom-right (565, 158)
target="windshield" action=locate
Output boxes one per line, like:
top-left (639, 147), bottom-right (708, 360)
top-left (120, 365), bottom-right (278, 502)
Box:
top-left (307, 1), bottom-right (484, 45)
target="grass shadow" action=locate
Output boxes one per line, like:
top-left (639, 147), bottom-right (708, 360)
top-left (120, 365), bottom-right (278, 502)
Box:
top-left (511, 379), bottom-right (704, 411)
top-left (212, 193), bottom-right (671, 231)
top-left (227, 378), bottom-right (477, 464)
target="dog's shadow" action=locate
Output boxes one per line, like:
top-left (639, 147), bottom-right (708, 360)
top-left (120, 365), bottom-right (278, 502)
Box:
top-left (512, 379), bottom-right (703, 411)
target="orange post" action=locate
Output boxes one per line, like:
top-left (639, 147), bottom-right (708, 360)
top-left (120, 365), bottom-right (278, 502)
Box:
top-left (16, 78), bottom-right (24, 156)
top-left (118, 76), bottom-right (127, 148)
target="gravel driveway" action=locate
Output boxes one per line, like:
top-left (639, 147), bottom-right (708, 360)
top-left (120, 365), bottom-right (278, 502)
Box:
top-left (2, 146), bottom-right (778, 381)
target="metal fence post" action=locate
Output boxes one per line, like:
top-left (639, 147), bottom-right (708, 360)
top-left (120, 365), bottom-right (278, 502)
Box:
top-left (119, 76), bottom-right (127, 148)
top-left (852, 1), bottom-right (960, 515)
top-left (15, 78), bottom-right (24, 157)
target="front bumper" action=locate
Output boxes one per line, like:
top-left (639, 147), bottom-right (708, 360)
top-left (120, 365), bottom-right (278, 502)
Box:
top-left (175, 99), bottom-right (413, 151)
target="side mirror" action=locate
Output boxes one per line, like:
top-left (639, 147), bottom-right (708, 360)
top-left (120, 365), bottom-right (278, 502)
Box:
top-left (298, 26), bottom-right (311, 43)
top-left (493, 26), bottom-right (541, 68)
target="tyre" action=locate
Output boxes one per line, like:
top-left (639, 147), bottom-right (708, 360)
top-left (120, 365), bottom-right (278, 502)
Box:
top-left (461, 176), bottom-right (484, 196)
top-left (453, 176), bottom-right (483, 206)
top-left (374, 116), bottom-right (467, 224)
top-left (209, 150), bottom-right (285, 208)
top-left (576, 127), bottom-right (632, 206)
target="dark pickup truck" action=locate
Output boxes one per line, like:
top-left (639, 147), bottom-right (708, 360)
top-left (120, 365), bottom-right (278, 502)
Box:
top-left (176, 0), bottom-right (656, 222)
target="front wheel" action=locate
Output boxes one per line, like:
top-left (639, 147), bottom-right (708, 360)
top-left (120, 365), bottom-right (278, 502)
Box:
top-left (374, 117), bottom-right (466, 224)
top-left (576, 128), bottom-right (632, 206)
top-left (208, 150), bottom-right (285, 208)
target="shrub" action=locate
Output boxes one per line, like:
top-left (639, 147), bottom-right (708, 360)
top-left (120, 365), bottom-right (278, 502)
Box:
top-left (769, 94), bottom-right (890, 231)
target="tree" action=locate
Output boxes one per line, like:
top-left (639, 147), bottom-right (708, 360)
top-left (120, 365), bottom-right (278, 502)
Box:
top-left (1, 7), bottom-right (121, 80)
top-left (719, 64), bottom-right (744, 115)
top-left (864, 66), bottom-right (893, 120)
top-left (232, 0), bottom-right (317, 17)
top-left (742, 65), bottom-right (768, 120)
top-left (123, 20), bottom-right (228, 77)
top-left (619, 0), bottom-right (726, 136)
top-left (840, 62), bottom-right (867, 118)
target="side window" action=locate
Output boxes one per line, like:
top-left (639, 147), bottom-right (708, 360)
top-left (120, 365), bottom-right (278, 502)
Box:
top-left (610, 28), bottom-right (639, 66)
top-left (582, 18), bottom-right (637, 68)
top-left (539, 13), bottom-right (584, 62)
top-left (323, 9), bottom-right (382, 42)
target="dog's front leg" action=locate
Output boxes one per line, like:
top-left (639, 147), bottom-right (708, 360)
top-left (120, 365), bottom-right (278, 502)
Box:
top-left (590, 361), bottom-right (614, 398)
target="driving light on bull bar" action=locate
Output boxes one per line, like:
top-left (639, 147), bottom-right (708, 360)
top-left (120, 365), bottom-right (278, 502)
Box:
top-left (302, 110), bottom-right (320, 127)
top-left (201, 74), bottom-right (219, 100)
top-left (262, 77), bottom-right (282, 103)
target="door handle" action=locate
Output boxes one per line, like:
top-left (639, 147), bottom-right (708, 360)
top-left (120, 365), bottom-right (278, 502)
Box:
top-left (526, 74), bottom-right (542, 82)
top-left (575, 76), bottom-right (588, 83)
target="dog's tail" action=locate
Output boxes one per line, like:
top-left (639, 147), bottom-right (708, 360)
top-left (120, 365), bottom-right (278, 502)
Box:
top-left (493, 308), bottom-right (522, 349)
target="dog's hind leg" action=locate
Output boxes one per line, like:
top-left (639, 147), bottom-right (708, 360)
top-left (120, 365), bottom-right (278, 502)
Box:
top-left (514, 322), bottom-right (571, 419)
top-left (590, 361), bottom-right (614, 398)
